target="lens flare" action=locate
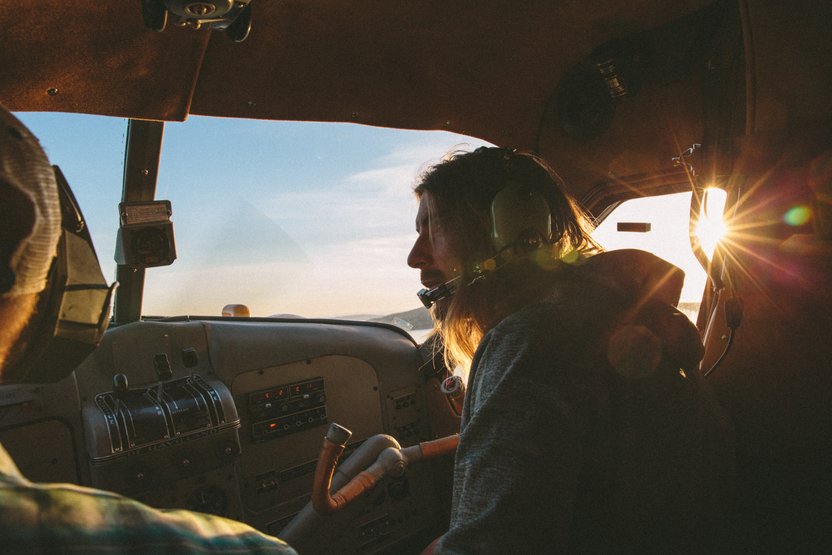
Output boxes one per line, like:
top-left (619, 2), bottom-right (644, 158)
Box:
top-left (694, 188), bottom-right (728, 258)
top-left (783, 205), bottom-right (812, 227)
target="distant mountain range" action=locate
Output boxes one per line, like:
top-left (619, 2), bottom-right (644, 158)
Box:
top-left (370, 306), bottom-right (432, 330)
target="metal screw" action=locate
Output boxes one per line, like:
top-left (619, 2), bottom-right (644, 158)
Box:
top-left (46, 87), bottom-right (59, 96)
top-left (141, 169), bottom-right (149, 176)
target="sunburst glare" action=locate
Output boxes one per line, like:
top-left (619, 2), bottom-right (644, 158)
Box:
top-left (694, 188), bottom-right (728, 258)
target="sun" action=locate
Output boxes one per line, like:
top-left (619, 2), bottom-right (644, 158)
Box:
top-left (693, 187), bottom-right (728, 258)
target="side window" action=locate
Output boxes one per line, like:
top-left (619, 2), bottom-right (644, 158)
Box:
top-left (591, 190), bottom-right (727, 322)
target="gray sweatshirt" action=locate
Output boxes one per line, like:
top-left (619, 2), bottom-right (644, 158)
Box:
top-left (437, 251), bottom-right (734, 554)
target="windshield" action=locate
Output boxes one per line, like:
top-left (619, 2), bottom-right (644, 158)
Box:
top-left (15, 113), bottom-right (721, 329)
top-left (17, 113), bottom-right (490, 321)
top-left (592, 189), bottom-right (727, 322)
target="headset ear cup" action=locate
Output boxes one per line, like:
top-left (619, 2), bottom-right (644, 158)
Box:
top-left (490, 181), bottom-right (552, 252)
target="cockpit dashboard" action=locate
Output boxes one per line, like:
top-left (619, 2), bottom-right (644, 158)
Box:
top-left (0, 318), bottom-right (453, 554)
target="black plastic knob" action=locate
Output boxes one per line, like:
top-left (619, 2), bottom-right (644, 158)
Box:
top-left (154, 353), bottom-right (173, 380)
top-left (113, 373), bottom-right (129, 398)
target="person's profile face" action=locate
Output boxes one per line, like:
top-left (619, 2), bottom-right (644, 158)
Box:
top-left (407, 192), bottom-right (462, 294)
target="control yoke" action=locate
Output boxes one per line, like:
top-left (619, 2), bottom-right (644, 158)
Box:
top-left (312, 423), bottom-right (459, 515)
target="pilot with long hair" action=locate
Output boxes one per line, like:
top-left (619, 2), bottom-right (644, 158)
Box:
top-left (0, 105), bottom-right (297, 553)
top-left (408, 147), bottom-right (734, 553)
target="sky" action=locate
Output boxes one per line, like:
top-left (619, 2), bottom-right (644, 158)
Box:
top-left (16, 112), bottom-right (718, 320)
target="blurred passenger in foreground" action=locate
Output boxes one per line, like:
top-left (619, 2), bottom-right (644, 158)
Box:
top-left (0, 105), bottom-right (297, 554)
top-left (408, 147), bottom-right (734, 554)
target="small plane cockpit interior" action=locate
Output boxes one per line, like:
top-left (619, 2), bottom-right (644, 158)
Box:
top-left (0, 1), bottom-right (830, 552)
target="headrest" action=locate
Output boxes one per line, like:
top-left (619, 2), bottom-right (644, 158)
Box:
top-left (582, 249), bottom-right (685, 307)
top-left (0, 106), bottom-right (61, 298)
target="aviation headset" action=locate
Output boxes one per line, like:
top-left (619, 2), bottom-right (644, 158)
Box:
top-left (6, 167), bottom-right (115, 383)
top-left (417, 148), bottom-right (561, 308)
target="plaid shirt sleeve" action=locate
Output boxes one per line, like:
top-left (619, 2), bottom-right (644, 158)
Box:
top-left (0, 443), bottom-right (297, 554)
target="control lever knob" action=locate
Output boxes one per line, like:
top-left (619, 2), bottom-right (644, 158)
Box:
top-left (154, 353), bottom-right (173, 380)
top-left (113, 373), bottom-right (129, 400)
top-left (325, 423), bottom-right (352, 447)
top-left (440, 375), bottom-right (465, 416)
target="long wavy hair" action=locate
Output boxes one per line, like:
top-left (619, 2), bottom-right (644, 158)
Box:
top-left (415, 147), bottom-right (601, 371)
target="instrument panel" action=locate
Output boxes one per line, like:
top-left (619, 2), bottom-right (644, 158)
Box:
top-left (0, 317), bottom-right (452, 554)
